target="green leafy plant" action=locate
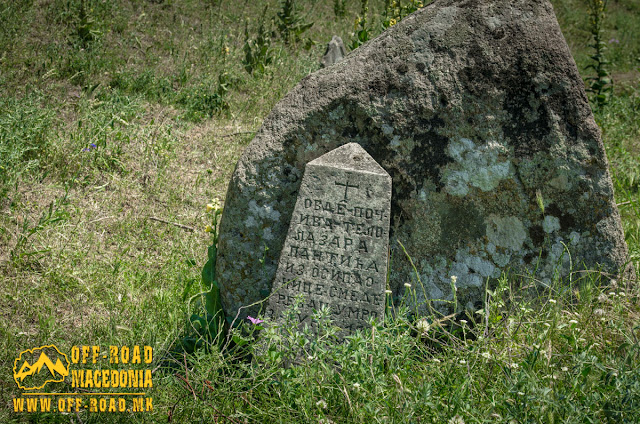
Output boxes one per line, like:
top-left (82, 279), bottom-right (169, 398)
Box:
top-left (242, 9), bottom-right (275, 75)
top-left (275, 0), bottom-right (314, 48)
top-left (334, 0), bottom-right (347, 18)
top-left (75, 0), bottom-right (101, 47)
top-left (382, 0), bottom-right (426, 29)
top-left (177, 73), bottom-right (231, 122)
top-left (350, 0), bottom-right (373, 50)
top-left (182, 199), bottom-right (226, 353)
top-left (585, 0), bottom-right (613, 108)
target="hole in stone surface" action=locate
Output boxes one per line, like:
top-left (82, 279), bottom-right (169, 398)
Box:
top-left (353, 155), bottom-right (361, 161)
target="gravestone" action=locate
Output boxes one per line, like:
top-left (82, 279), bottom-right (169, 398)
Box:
top-left (320, 35), bottom-right (347, 68)
top-left (265, 143), bottom-right (391, 333)
top-left (217, 0), bottom-right (634, 322)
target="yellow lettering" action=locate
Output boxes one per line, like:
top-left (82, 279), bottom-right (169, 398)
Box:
top-left (110, 346), bottom-right (118, 364)
top-left (144, 369), bottom-right (153, 387)
top-left (85, 370), bottom-right (93, 388)
top-left (111, 370), bottom-right (119, 388)
top-left (132, 345), bottom-right (141, 364)
top-left (71, 346), bottom-right (80, 363)
top-left (144, 346), bottom-right (153, 363)
top-left (39, 397), bottom-right (51, 412)
top-left (94, 370), bottom-right (101, 388)
top-left (102, 369), bottom-right (110, 388)
top-left (121, 346), bottom-right (129, 364)
top-left (92, 346), bottom-right (100, 364)
top-left (72, 370), bottom-right (84, 388)
top-left (12, 398), bottom-right (24, 412)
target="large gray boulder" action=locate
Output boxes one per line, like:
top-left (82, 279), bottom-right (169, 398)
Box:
top-left (217, 0), bottom-right (633, 321)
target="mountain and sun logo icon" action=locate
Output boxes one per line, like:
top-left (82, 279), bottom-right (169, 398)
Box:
top-left (13, 345), bottom-right (70, 390)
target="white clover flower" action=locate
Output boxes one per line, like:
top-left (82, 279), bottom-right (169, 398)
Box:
top-left (448, 415), bottom-right (465, 424)
top-left (416, 318), bottom-right (430, 334)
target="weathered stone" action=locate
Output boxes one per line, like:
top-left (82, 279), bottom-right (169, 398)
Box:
top-left (217, 0), bottom-right (634, 321)
top-left (320, 35), bottom-right (346, 68)
top-left (265, 143), bottom-right (391, 333)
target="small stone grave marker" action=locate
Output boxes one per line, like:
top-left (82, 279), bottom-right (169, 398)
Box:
top-left (265, 143), bottom-right (391, 334)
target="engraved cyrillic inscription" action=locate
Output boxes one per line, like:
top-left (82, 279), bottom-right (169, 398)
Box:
top-left (265, 143), bottom-right (391, 335)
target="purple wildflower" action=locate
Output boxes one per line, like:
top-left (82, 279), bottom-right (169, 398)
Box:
top-left (609, 38), bottom-right (619, 44)
top-left (247, 316), bottom-right (264, 324)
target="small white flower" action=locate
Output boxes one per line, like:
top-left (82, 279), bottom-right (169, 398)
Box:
top-left (353, 382), bottom-right (361, 389)
top-left (569, 319), bottom-right (578, 325)
top-left (618, 291), bottom-right (626, 297)
top-left (416, 318), bottom-right (430, 334)
top-left (608, 292), bottom-right (616, 297)
top-left (544, 322), bottom-right (551, 327)
top-left (385, 289), bottom-right (393, 295)
top-left (459, 320), bottom-right (468, 326)
top-left (316, 399), bottom-right (328, 409)
top-left (598, 293), bottom-right (608, 303)
top-left (549, 299), bottom-right (557, 304)
top-left (307, 355), bottom-right (315, 361)
top-left (481, 352), bottom-right (491, 359)
top-left (517, 391), bottom-right (525, 396)
top-left (448, 415), bottom-right (465, 424)
top-left (404, 283), bottom-right (412, 288)
top-left (459, 359), bottom-right (466, 365)
top-left (433, 358), bottom-right (441, 363)
top-left (594, 308), bottom-right (605, 316)
top-left (561, 367), bottom-right (569, 372)
top-left (117, 293), bottom-right (122, 302)
top-left (450, 275), bottom-right (458, 284)
top-left (511, 363), bottom-right (519, 369)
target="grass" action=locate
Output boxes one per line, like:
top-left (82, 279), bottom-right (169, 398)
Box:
top-left (0, 0), bottom-right (639, 422)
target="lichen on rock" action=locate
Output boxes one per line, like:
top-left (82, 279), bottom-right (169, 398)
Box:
top-left (216, 0), bottom-right (633, 321)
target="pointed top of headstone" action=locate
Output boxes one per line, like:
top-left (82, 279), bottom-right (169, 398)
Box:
top-left (308, 143), bottom-right (388, 176)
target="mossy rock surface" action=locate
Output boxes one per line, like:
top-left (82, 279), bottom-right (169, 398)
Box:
top-left (216, 0), bottom-right (633, 319)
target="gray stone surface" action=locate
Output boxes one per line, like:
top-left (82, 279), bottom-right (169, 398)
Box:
top-left (264, 143), bottom-right (391, 333)
top-left (217, 0), bottom-right (634, 321)
top-left (320, 35), bottom-right (347, 68)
